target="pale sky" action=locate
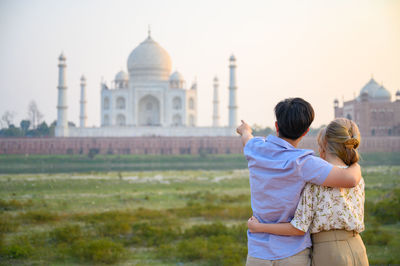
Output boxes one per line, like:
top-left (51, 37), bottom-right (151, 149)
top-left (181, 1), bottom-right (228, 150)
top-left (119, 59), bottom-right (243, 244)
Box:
top-left (0, 0), bottom-right (399, 128)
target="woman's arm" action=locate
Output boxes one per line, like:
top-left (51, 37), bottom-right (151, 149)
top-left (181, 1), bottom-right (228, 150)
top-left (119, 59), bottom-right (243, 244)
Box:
top-left (247, 216), bottom-right (305, 236)
top-left (248, 183), bottom-right (316, 236)
top-left (322, 163), bottom-right (361, 188)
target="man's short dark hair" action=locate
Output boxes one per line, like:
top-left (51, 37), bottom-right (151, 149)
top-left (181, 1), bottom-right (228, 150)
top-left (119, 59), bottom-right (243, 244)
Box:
top-left (274, 98), bottom-right (314, 140)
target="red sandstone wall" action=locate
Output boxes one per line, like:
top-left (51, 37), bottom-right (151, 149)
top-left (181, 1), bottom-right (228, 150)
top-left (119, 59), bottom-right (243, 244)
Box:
top-left (0, 136), bottom-right (399, 155)
top-left (0, 137), bottom-right (243, 155)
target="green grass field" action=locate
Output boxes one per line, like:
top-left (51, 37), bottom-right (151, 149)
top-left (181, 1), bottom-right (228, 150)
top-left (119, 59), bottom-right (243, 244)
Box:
top-left (0, 152), bottom-right (399, 174)
top-left (0, 165), bottom-right (399, 265)
top-left (0, 153), bottom-right (399, 265)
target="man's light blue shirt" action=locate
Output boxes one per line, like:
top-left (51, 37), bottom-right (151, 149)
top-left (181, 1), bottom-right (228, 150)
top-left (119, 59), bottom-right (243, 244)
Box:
top-left (244, 135), bottom-right (333, 260)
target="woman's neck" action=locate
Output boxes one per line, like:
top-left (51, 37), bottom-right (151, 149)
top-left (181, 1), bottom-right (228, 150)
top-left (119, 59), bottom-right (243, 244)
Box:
top-left (325, 153), bottom-right (347, 167)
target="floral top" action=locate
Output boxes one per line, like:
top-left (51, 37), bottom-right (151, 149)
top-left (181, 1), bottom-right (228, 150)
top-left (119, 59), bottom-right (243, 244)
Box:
top-left (290, 166), bottom-right (365, 234)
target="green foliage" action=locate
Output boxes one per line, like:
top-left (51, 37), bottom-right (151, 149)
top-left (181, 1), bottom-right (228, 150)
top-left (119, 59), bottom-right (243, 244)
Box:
top-left (72, 238), bottom-right (126, 264)
top-left (0, 154), bottom-right (248, 174)
top-left (19, 210), bottom-right (60, 224)
top-left (0, 125), bottom-right (23, 137)
top-left (361, 225), bottom-right (393, 245)
top-left (76, 210), bottom-right (137, 224)
top-left (129, 222), bottom-right (180, 247)
top-left (88, 148), bottom-right (100, 159)
top-left (158, 224), bottom-right (247, 266)
top-left (97, 220), bottom-right (132, 238)
top-left (183, 191), bottom-right (250, 204)
top-left (173, 203), bottom-right (252, 220)
top-left (0, 214), bottom-right (20, 233)
top-left (0, 167), bottom-right (399, 265)
top-left (50, 225), bottom-right (83, 244)
top-left (252, 124), bottom-right (275, 136)
top-left (20, 120), bottom-right (30, 134)
top-left (1, 152), bottom-right (398, 174)
top-left (0, 120), bottom-right (54, 137)
top-left (0, 199), bottom-right (32, 211)
top-left (365, 189), bottom-right (400, 224)
top-left (359, 152), bottom-right (400, 166)
top-left (1, 235), bottom-right (34, 259)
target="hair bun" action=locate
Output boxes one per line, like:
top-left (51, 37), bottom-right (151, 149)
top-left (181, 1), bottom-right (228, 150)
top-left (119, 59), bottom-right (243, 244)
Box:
top-left (344, 138), bottom-right (359, 149)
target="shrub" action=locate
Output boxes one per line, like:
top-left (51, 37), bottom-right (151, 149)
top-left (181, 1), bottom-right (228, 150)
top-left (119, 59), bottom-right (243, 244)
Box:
top-left (184, 223), bottom-right (229, 238)
top-left (129, 222), bottom-right (180, 247)
top-left (158, 235), bottom-right (247, 265)
top-left (19, 210), bottom-right (60, 224)
top-left (88, 148), bottom-right (100, 159)
top-left (1, 235), bottom-right (34, 259)
top-left (50, 225), bottom-right (83, 244)
top-left (76, 210), bottom-right (136, 224)
top-left (133, 208), bottom-right (164, 220)
top-left (72, 238), bottom-right (126, 264)
top-left (97, 220), bottom-right (132, 238)
top-left (361, 225), bottom-right (393, 245)
top-left (365, 189), bottom-right (400, 224)
top-left (205, 235), bottom-right (247, 266)
top-left (0, 199), bottom-right (32, 211)
top-left (0, 214), bottom-right (20, 233)
top-left (176, 237), bottom-right (208, 260)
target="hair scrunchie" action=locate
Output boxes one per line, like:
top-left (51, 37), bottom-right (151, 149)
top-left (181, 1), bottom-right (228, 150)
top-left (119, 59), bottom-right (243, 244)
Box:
top-left (344, 138), bottom-right (359, 149)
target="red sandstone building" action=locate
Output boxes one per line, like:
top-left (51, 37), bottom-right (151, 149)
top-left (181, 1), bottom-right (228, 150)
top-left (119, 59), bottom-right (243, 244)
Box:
top-left (334, 78), bottom-right (400, 136)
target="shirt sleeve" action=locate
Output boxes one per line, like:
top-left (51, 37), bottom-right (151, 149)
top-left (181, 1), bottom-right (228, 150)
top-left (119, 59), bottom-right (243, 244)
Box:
top-left (243, 137), bottom-right (265, 162)
top-left (290, 183), bottom-right (315, 232)
top-left (300, 155), bottom-right (333, 185)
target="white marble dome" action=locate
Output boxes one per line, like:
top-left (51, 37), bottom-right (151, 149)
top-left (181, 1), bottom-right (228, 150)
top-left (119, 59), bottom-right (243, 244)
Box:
top-left (358, 78), bottom-right (391, 102)
top-left (170, 71), bottom-right (184, 81)
top-left (115, 70), bottom-right (128, 81)
top-left (360, 78), bottom-right (380, 96)
top-left (374, 85), bottom-right (391, 100)
top-left (127, 36), bottom-right (172, 81)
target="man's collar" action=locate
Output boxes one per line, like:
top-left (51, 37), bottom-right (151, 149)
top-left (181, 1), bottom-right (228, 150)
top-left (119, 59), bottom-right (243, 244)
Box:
top-left (266, 135), bottom-right (296, 150)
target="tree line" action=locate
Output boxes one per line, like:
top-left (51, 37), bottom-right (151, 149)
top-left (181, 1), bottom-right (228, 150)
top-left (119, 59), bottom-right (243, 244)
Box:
top-left (252, 124), bottom-right (325, 137)
top-left (0, 101), bottom-right (75, 138)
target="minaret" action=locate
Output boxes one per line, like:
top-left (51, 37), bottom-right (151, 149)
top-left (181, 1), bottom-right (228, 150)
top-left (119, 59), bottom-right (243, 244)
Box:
top-left (79, 75), bottom-right (87, 128)
top-left (56, 53), bottom-right (68, 137)
top-left (228, 54), bottom-right (238, 128)
top-left (212, 76), bottom-right (220, 127)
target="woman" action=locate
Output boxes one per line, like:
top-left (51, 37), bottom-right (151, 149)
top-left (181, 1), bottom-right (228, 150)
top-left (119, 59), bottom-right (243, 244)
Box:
top-left (248, 118), bottom-right (369, 266)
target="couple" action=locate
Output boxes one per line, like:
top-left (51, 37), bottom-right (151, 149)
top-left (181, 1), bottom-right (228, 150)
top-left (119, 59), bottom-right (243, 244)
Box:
top-left (236, 98), bottom-right (368, 266)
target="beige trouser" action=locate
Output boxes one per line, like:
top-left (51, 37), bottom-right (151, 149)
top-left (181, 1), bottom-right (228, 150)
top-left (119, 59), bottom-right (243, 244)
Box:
top-left (311, 230), bottom-right (369, 266)
top-left (246, 248), bottom-right (311, 266)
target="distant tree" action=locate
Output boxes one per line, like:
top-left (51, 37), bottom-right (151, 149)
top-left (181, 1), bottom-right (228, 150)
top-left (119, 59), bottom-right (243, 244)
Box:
top-left (1, 111), bottom-right (15, 128)
top-left (20, 120), bottom-right (31, 135)
top-left (252, 124), bottom-right (275, 136)
top-left (308, 125), bottom-right (326, 136)
top-left (27, 101), bottom-right (43, 129)
top-left (0, 124), bottom-right (23, 137)
top-left (49, 120), bottom-right (57, 137)
top-left (68, 121), bottom-right (76, 127)
top-left (37, 122), bottom-right (50, 136)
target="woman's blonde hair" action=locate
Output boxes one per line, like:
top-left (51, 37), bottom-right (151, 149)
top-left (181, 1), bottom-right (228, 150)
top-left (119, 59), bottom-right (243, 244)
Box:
top-left (317, 118), bottom-right (361, 165)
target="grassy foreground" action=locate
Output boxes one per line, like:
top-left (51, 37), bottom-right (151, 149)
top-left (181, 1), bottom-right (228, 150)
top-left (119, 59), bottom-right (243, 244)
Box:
top-left (0, 152), bottom-right (399, 174)
top-left (0, 165), bottom-right (400, 265)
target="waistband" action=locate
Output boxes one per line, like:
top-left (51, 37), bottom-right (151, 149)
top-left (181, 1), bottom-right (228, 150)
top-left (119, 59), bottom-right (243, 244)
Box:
top-left (312, 229), bottom-right (358, 243)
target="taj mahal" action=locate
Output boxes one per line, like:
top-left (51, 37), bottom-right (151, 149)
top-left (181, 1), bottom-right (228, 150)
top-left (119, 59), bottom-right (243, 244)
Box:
top-left (55, 31), bottom-right (238, 137)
